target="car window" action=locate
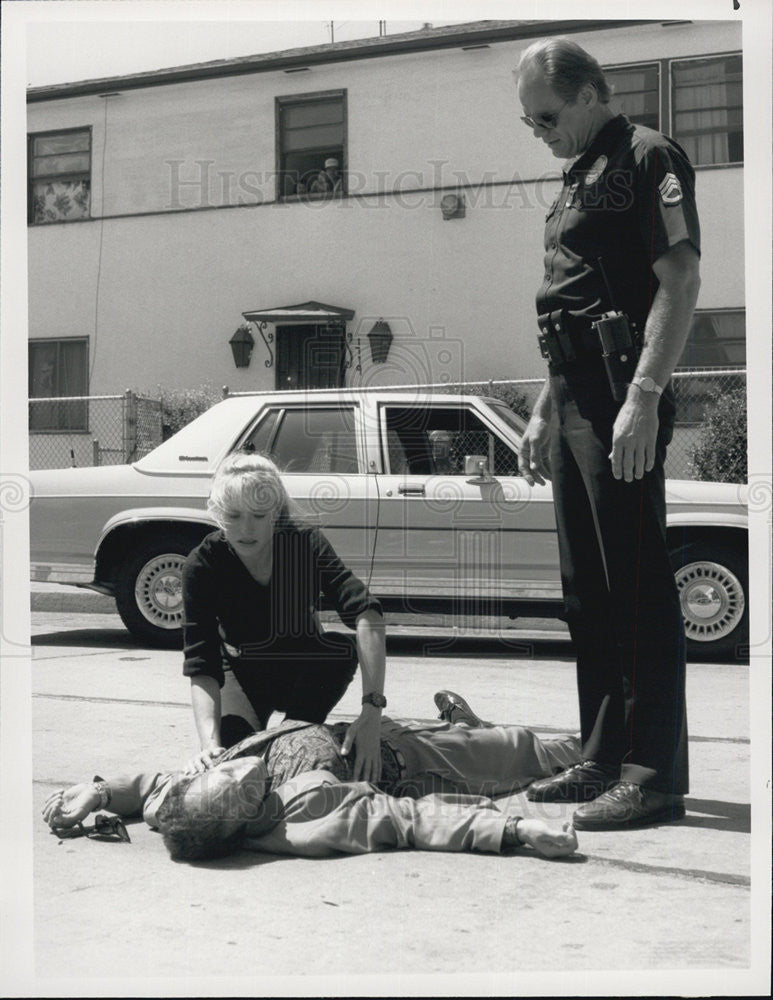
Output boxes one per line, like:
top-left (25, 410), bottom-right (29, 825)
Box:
top-left (488, 400), bottom-right (527, 439)
top-left (382, 406), bottom-right (518, 476)
top-left (240, 409), bottom-right (280, 455)
top-left (270, 407), bottom-right (359, 473)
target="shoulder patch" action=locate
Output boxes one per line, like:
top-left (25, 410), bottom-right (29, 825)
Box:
top-left (658, 172), bottom-right (683, 205)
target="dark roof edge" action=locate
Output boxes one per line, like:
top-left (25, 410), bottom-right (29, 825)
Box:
top-left (27, 20), bottom-right (655, 102)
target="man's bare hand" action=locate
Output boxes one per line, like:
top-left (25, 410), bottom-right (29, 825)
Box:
top-left (517, 818), bottom-right (578, 858)
top-left (184, 746), bottom-right (226, 775)
top-left (42, 784), bottom-right (100, 829)
top-left (518, 413), bottom-right (552, 486)
top-left (609, 392), bottom-right (660, 481)
top-left (341, 710), bottom-right (382, 782)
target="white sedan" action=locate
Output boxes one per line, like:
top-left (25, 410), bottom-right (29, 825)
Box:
top-left (30, 389), bottom-right (749, 660)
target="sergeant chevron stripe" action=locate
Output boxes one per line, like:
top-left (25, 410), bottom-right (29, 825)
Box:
top-left (658, 171), bottom-right (683, 205)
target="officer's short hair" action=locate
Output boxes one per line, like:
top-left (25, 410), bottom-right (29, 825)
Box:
top-left (517, 37), bottom-right (611, 104)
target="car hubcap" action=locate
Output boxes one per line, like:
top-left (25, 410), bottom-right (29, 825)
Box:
top-left (675, 560), bottom-right (745, 643)
top-left (135, 554), bottom-right (186, 629)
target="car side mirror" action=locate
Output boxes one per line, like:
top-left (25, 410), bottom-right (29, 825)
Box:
top-left (465, 454), bottom-right (495, 484)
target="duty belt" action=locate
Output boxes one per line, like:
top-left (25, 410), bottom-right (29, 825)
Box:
top-left (537, 309), bottom-right (600, 366)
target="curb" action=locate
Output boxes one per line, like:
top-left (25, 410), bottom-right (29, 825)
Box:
top-left (30, 584), bottom-right (569, 642)
top-left (31, 591), bottom-right (117, 614)
top-left (30, 589), bottom-right (571, 640)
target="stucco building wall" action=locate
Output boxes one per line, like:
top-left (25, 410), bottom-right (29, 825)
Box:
top-left (27, 19), bottom-right (744, 396)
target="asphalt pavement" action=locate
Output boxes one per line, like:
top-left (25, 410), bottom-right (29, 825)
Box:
top-left (27, 599), bottom-right (770, 996)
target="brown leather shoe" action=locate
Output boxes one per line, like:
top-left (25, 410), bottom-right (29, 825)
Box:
top-left (433, 690), bottom-right (487, 728)
top-left (572, 781), bottom-right (686, 830)
top-left (526, 760), bottom-right (619, 802)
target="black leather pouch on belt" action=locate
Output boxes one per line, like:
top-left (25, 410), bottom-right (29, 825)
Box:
top-left (591, 311), bottom-right (640, 401)
top-left (537, 309), bottom-right (598, 365)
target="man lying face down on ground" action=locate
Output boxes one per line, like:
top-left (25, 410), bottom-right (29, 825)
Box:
top-left (43, 691), bottom-right (581, 861)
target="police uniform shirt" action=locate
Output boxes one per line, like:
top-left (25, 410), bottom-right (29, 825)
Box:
top-left (537, 114), bottom-right (701, 334)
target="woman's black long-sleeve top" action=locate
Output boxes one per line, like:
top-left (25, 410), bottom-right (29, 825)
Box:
top-left (182, 523), bottom-right (382, 688)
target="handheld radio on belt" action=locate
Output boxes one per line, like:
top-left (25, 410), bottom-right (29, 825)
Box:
top-left (592, 258), bottom-right (639, 402)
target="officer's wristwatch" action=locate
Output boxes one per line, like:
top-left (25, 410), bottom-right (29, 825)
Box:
top-left (362, 692), bottom-right (387, 709)
top-left (630, 375), bottom-right (663, 397)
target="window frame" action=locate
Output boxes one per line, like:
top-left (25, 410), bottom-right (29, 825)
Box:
top-left (676, 307), bottom-right (746, 371)
top-left (604, 60), bottom-right (663, 133)
top-left (377, 403), bottom-right (519, 477)
top-left (275, 89), bottom-right (347, 202)
top-left (604, 50), bottom-right (743, 168)
top-left (28, 126), bottom-right (93, 225)
top-left (236, 403), bottom-right (364, 474)
top-left (668, 52), bottom-right (743, 168)
top-left (28, 336), bottom-right (90, 433)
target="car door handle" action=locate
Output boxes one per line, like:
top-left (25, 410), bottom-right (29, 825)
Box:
top-left (397, 483), bottom-right (426, 496)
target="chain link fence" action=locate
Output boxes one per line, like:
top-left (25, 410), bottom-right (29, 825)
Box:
top-left (432, 368), bottom-right (747, 483)
top-left (29, 370), bottom-right (746, 482)
top-left (29, 391), bottom-right (163, 470)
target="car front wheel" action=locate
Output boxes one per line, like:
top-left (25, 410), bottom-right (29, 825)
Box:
top-left (115, 532), bottom-right (198, 647)
top-left (670, 541), bottom-right (748, 662)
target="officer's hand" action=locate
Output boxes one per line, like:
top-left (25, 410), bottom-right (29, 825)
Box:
top-left (518, 414), bottom-right (551, 486)
top-left (609, 392), bottom-right (660, 481)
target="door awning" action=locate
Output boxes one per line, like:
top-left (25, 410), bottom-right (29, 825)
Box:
top-left (242, 301), bottom-right (355, 325)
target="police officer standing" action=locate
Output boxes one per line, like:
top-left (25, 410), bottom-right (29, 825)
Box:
top-left (515, 38), bottom-right (701, 829)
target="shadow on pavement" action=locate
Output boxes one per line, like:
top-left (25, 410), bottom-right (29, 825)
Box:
top-left (31, 627), bottom-right (576, 661)
top-left (185, 848), bottom-right (590, 868)
top-left (387, 634), bottom-right (575, 660)
top-left (185, 851), bottom-right (291, 871)
top-left (32, 629), bottom-right (149, 650)
top-left (682, 798), bottom-right (751, 833)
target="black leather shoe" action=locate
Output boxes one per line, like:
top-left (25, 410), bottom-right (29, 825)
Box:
top-left (572, 781), bottom-right (686, 830)
top-left (526, 760), bottom-right (619, 803)
top-left (433, 690), bottom-right (486, 728)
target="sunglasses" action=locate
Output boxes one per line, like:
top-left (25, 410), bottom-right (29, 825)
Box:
top-left (520, 100), bottom-right (569, 130)
top-left (52, 813), bottom-right (131, 843)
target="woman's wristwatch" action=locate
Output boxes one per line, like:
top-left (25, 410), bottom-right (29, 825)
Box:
top-left (362, 692), bottom-right (387, 708)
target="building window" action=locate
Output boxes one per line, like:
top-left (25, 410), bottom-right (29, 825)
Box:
top-left (276, 91), bottom-right (346, 199)
top-left (605, 54), bottom-right (742, 167)
top-left (606, 63), bottom-right (660, 131)
top-left (28, 129), bottom-right (91, 224)
top-left (678, 309), bottom-right (746, 368)
top-left (29, 338), bottom-right (89, 431)
top-left (671, 55), bottom-right (743, 166)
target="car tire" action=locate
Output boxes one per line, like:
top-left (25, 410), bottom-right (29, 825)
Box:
top-left (114, 531), bottom-right (199, 648)
top-left (670, 541), bottom-right (749, 662)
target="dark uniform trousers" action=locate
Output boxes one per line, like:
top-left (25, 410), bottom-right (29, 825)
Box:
top-left (549, 362), bottom-right (688, 794)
